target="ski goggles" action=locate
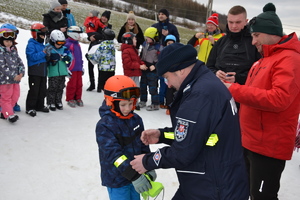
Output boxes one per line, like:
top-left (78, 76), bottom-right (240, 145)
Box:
top-left (56, 41), bottom-right (66, 45)
top-left (0, 31), bottom-right (15, 39)
top-left (67, 27), bottom-right (83, 33)
top-left (30, 27), bottom-right (48, 35)
top-left (105, 87), bottom-right (140, 100)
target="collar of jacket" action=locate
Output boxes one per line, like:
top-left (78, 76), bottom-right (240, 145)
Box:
top-left (225, 25), bottom-right (251, 38)
top-left (62, 9), bottom-right (71, 15)
top-left (262, 32), bottom-right (298, 57)
top-left (172, 61), bottom-right (208, 105)
top-left (159, 18), bottom-right (170, 25)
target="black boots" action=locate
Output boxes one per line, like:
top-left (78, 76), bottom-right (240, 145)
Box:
top-left (86, 80), bottom-right (95, 91)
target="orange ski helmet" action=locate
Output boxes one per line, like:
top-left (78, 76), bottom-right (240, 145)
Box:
top-left (104, 75), bottom-right (140, 119)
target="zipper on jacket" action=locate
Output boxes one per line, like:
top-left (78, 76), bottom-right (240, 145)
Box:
top-left (248, 59), bottom-right (263, 85)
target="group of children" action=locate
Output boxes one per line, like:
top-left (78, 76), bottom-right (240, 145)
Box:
top-left (0, 21), bottom-right (177, 123)
top-left (0, 22), bottom-right (84, 122)
top-left (121, 28), bottom-right (176, 113)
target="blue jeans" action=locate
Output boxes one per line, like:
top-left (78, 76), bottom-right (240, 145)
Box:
top-left (107, 184), bottom-right (140, 200)
top-left (159, 76), bottom-right (167, 105)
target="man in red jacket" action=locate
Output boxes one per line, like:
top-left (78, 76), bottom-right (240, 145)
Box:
top-left (224, 3), bottom-right (300, 200)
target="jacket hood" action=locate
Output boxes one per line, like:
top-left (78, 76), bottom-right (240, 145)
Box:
top-left (99, 100), bottom-right (114, 118)
top-left (66, 38), bottom-right (77, 44)
top-left (262, 32), bottom-right (300, 57)
top-left (121, 43), bottom-right (135, 51)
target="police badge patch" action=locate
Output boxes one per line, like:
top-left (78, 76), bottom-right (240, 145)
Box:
top-left (175, 119), bottom-right (189, 142)
top-left (153, 149), bottom-right (162, 166)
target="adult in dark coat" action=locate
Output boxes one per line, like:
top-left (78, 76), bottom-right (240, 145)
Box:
top-left (152, 8), bottom-right (180, 111)
top-left (206, 5), bottom-right (260, 110)
top-left (117, 11), bottom-right (144, 50)
top-left (206, 5), bottom-right (260, 86)
top-left (42, 1), bottom-right (68, 42)
top-left (151, 8), bottom-right (180, 46)
top-left (130, 43), bottom-right (249, 199)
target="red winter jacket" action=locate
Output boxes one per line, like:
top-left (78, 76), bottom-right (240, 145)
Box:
top-left (84, 16), bottom-right (105, 33)
top-left (229, 33), bottom-right (300, 160)
top-left (121, 43), bottom-right (144, 77)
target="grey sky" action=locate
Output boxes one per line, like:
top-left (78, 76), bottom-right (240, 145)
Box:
top-left (197, 0), bottom-right (300, 36)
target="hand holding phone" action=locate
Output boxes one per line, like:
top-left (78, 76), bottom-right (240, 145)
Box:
top-left (225, 72), bottom-right (236, 83)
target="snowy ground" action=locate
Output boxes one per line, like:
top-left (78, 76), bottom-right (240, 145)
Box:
top-left (0, 26), bottom-right (299, 200)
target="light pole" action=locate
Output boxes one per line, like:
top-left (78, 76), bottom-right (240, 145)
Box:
top-left (206, 0), bottom-right (213, 21)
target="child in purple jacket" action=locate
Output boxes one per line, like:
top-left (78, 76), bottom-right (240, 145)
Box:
top-left (65, 26), bottom-right (84, 107)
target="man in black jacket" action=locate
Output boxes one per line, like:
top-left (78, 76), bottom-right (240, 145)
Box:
top-left (206, 5), bottom-right (260, 86)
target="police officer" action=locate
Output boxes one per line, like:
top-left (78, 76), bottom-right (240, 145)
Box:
top-left (130, 43), bottom-right (249, 200)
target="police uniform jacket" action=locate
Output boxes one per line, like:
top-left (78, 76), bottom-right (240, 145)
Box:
top-left (142, 61), bottom-right (249, 199)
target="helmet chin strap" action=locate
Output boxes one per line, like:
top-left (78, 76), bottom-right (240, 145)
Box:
top-left (111, 109), bottom-right (134, 119)
top-left (107, 98), bottom-right (137, 119)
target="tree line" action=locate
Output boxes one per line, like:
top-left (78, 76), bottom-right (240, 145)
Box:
top-left (77, 0), bottom-right (227, 30)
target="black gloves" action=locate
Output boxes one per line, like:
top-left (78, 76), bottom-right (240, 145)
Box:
top-left (50, 53), bottom-right (60, 66)
top-left (62, 55), bottom-right (71, 62)
top-left (89, 22), bottom-right (95, 28)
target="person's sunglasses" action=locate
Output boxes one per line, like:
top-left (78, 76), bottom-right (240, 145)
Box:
top-left (105, 87), bottom-right (140, 100)
top-left (0, 31), bottom-right (15, 39)
top-left (56, 41), bottom-right (66, 45)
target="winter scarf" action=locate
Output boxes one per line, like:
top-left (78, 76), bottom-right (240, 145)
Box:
top-left (49, 11), bottom-right (64, 23)
top-left (125, 23), bottom-right (138, 34)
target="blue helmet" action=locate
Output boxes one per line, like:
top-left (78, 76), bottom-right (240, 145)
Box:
top-left (0, 23), bottom-right (19, 34)
top-left (164, 34), bottom-right (176, 46)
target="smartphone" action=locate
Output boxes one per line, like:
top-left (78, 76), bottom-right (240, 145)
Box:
top-left (163, 26), bottom-right (168, 30)
top-left (226, 74), bottom-right (234, 77)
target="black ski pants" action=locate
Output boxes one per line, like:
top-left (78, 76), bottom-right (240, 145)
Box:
top-left (244, 148), bottom-right (286, 200)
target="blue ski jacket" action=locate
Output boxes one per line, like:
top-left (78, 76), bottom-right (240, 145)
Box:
top-left (25, 38), bottom-right (47, 77)
top-left (96, 101), bottom-right (150, 188)
top-left (142, 61), bottom-right (249, 199)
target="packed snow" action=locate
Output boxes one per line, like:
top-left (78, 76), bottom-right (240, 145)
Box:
top-left (0, 25), bottom-right (299, 200)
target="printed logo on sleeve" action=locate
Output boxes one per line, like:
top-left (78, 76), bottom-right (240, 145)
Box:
top-left (175, 119), bottom-right (189, 142)
top-left (153, 149), bottom-right (162, 166)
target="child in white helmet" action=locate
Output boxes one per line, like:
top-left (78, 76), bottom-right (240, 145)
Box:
top-left (44, 29), bottom-right (72, 111)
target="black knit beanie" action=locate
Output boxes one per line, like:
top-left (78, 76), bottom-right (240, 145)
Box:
top-left (159, 9), bottom-right (169, 18)
top-left (58, 0), bottom-right (68, 4)
top-left (102, 10), bottom-right (111, 21)
top-left (250, 3), bottom-right (283, 37)
top-left (156, 43), bottom-right (197, 76)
